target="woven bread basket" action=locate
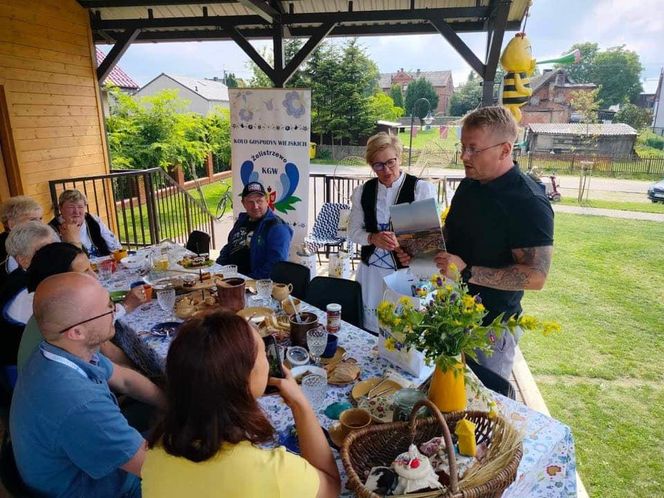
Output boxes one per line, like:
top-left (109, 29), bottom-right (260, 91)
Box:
top-left (341, 399), bottom-right (522, 498)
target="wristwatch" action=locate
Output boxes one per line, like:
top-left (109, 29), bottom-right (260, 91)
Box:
top-left (461, 265), bottom-right (472, 283)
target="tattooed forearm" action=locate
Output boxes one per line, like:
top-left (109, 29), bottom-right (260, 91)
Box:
top-left (469, 246), bottom-right (553, 291)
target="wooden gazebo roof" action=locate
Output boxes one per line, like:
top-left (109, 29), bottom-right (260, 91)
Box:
top-left (79, 0), bottom-right (530, 103)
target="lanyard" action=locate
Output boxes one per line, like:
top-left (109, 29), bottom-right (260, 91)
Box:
top-left (40, 345), bottom-right (89, 379)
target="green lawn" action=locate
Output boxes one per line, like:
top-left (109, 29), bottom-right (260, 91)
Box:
top-left (559, 198), bottom-right (664, 214)
top-left (117, 179), bottom-right (231, 246)
top-left (520, 213), bottom-right (664, 497)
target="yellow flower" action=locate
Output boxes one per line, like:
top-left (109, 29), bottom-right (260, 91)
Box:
top-left (475, 303), bottom-right (485, 313)
top-left (462, 295), bottom-right (475, 309)
top-left (449, 263), bottom-right (458, 273)
top-left (519, 315), bottom-right (539, 330)
top-left (416, 288), bottom-right (427, 297)
top-left (542, 321), bottom-right (561, 336)
top-left (384, 337), bottom-right (397, 351)
top-left (398, 296), bottom-right (412, 307)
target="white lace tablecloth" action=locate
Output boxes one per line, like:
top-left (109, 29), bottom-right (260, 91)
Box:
top-left (105, 262), bottom-right (577, 497)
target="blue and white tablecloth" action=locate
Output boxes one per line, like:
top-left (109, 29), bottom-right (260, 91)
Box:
top-left (105, 262), bottom-right (577, 497)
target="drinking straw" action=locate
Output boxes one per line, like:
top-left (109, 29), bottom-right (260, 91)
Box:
top-left (288, 295), bottom-right (302, 323)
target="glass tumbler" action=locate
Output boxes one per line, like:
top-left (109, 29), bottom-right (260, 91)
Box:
top-left (301, 373), bottom-right (327, 410)
top-left (256, 279), bottom-right (273, 306)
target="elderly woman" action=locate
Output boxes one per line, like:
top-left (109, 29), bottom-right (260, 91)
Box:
top-left (48, 189), bottom-right (121, 257)
top-left (0, 222), bottom-right (58, 381)
top-left (142, 310), bottom-right (341, 498)
top-left (0, 195), bottom-right (43, 281)
top-left (348, 132), bottom-right (437, 332)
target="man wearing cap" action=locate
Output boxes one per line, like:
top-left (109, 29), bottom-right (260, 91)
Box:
top-left (216, 182), bottom-right (293, 279)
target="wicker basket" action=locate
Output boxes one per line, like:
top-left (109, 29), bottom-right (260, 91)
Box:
top-left (341, 399), bottom-right (523, 498)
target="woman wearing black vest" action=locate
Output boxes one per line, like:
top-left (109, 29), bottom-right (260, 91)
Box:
top-left (348, 133), bottom-right (437, 333)
top-left (48, 189), bottom-right (122, 257)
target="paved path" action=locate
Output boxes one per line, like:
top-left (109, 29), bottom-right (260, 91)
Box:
top-left (553, 204), bottom-right (664, 222)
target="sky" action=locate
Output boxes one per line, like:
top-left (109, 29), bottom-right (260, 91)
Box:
top-left (105, 0), bottom-right (664, 89)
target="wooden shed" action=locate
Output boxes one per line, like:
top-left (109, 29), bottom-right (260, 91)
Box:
top-left (526, 123), bottom-right (638, 158)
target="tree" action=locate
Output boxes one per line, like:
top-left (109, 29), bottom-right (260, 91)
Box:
top-left (247, 39), bottom-right (306, 88)
top-left (449, 72), bottom-right (481, 116)
top-left (404, 78), bottom-right (439, 124)
top-left (367, 92), bottom-right (404, 122)
top-left (389, 84), bottom-right (404, 108)
top-left (330, 39), bottom-right (379, 144)
top-left (556, 42), bottom-right (599, 83)
top-left (557, 43), bottom-right (643, 106)
top-left (224, 72), bottom-right (239, 88)
top-left (570, 88), bottom-right (600, 123)
top-left (592, 46), bottom-right (643, 106)
top-left (614, 103), bottom-right (652, 131)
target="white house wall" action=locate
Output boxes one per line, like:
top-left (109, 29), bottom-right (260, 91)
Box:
top-left (135, 75), bottom-right (210, 115)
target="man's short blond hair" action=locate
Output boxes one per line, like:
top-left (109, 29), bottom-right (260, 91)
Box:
top-left (365, 132), bottom-right (403, 164)
top-left (462, 106), bottom-right (518, 142)
top-left (0, 196), bottom-right (42, 227)
top-left (58, 189), bottom-right (87, 207)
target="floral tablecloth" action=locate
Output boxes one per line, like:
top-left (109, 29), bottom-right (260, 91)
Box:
top-left (105, 263), bottom-right (577, 497)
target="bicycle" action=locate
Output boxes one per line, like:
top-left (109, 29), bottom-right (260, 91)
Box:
top-left (215, 183), bottom-right (233, 219)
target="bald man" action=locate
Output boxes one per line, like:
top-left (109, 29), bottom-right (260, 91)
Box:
top-left (10, 272), bottom-right (165, 498)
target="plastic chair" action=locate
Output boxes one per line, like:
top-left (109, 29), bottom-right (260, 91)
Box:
top-left (270, 262), bottom-right (310, 300)
top-left (305, 203), bottom-right (350, 263)
top-left (466, 357), bottom-right (516, 400)
top-left (305, 277), bottom-right (364, 330)
top-left (186, 230), bottom-right (211, 255)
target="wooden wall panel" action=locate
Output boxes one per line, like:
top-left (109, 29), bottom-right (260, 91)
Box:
top-left (0, 0), bottom-right (111, 219)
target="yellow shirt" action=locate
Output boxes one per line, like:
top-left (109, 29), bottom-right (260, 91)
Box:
top-left (142, 440), bottom-right (320, 498)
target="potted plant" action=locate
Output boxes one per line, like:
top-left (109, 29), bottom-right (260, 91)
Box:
top-left (377, 265), bottom-right (560, 412)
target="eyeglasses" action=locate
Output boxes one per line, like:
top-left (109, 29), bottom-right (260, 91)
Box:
top-left (371, 157), bottom-right (398, 172)
top-left (55, 300), bottom-right (115, 335)
top-left (460, 142), bottom-right (506, 157)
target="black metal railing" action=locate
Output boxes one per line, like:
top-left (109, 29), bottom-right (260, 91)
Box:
top-left (48, 168), bottom-right (216, 251)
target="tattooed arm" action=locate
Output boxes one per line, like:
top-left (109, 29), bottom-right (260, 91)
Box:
top-left (435, 246), bottom-right (553, 291)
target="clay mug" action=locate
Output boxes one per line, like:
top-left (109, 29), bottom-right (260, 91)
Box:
top-left (339, 408), bottom-right (372, 439)
top-left (289, 311), bottom-right (318, 348)
top-left (216, 277), bottom-right (246, 313)
top-left (272, 283), bottom-right (293, 302)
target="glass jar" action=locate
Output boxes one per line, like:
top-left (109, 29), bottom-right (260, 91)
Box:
top-left (326, 303), bottom-right (341, 333)
top-left (392, 388), bottom-right (428, 422)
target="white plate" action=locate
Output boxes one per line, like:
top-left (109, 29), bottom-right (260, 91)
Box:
top-left (120, 254), bottom-right (149, 269)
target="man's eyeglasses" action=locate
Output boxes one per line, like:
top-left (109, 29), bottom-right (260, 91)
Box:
top-left (460, 142), bottom-right (506, 157)
top-left (371, 157), bottom-right (398, 172)
top-left (55, 300), bottom-right (115, 335)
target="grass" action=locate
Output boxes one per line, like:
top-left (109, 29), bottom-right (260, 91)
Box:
top-left (558, 197), bottom-right (664, 214)
top-left (397, 126), bottom-right (459, 151)
top-left (519, 213), bottom-right (664, 497)
top-left (117, 179), bottom-right (231, 246)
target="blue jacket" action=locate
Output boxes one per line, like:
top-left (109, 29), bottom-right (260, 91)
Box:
top-left (216, 209), bottom-right (293, 279)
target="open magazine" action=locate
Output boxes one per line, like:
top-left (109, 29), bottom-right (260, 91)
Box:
top-left (390, 198), bottom-right (445, 278)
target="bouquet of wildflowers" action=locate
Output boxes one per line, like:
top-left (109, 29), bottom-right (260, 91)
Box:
top-left (376, 265), bottom-right (560, 373)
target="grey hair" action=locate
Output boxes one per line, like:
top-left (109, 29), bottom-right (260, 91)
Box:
top-left (0, 196), bottom-right (42, 226)
top-left (6, 221), bottom-right (59, 259)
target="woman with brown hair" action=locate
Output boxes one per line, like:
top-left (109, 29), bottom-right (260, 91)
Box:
top-left (142, 310), bottom-right (341, 498)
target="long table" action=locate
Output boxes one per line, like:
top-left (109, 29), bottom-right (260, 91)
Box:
top-left (104, 263), bottom-right (577, 497)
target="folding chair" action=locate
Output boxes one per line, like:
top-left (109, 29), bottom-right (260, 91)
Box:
top-left (186, 230), bottom-right (211, 255)
top-left (270, 261), bottom-right (310, 300)
top-left (466, 357), bottom-right (516, 400)
top-left (304, 203), bottom-right (350, 264)
top-left (305, 276), bottom-right (364, 330)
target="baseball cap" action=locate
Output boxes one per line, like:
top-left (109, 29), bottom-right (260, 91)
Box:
top-left (240, 182), bottom-right (267, 199)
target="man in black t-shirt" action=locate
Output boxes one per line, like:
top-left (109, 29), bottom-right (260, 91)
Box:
top-left (398, 106), bottom-right (554, 378)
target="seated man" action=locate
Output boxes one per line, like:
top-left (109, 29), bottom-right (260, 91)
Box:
top-left (49, 189), bottom-right (121, 257)
top-left (10, 272), bottom-right (165, 497)
top-left (216, 182), bottom-right (293, 279)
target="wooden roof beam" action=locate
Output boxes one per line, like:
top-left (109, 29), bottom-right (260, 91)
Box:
top-left (237, 0), bottom-right (281, 24)
top-left (96, 28), bottom-right (140, 83)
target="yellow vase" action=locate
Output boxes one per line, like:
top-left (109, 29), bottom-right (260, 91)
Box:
top-left (428, 359), bottom-right (467, 413)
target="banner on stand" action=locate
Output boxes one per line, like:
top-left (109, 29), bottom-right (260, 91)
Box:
top-left (229, 89), bottom-right (311, 257)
